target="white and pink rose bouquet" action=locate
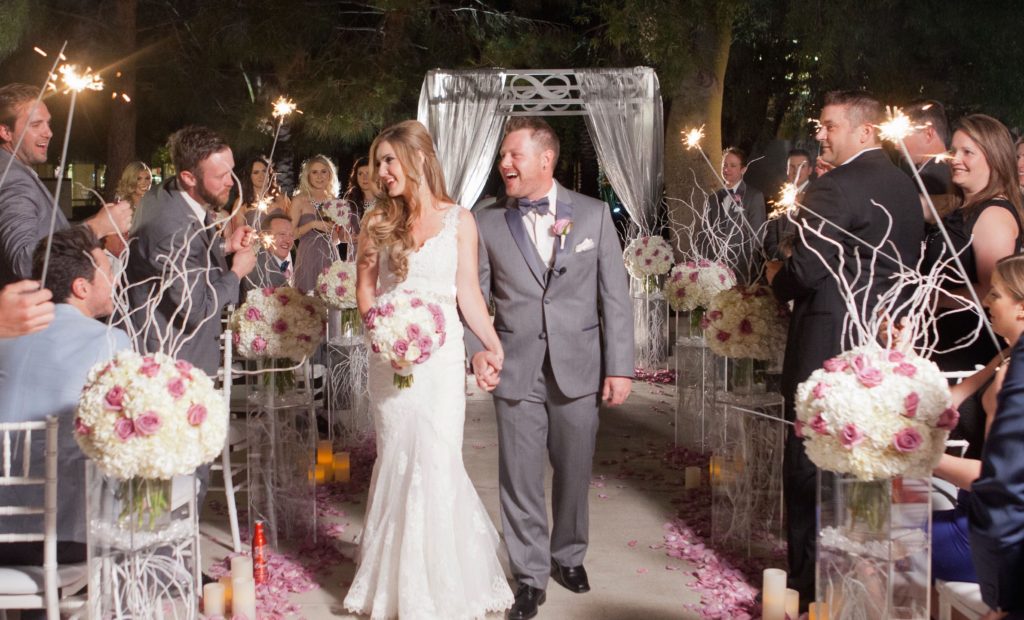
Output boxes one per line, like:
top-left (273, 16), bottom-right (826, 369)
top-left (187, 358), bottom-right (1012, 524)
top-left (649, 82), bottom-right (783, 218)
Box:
top-left (316, 260), bottom-right (361, 335)
top-left (704, 284), bottom-right (789, 359)
top-left (321, 198), bottom-right (360, 233)
top-left (364, 290), bottom-right (447, 389)
top-left (230, 286), bottom-right (326, 361)
top-left (623, 235), bottom-right (674, 294)
top-left (795, 346), bottom-right (954, 480)
top-left (74, 351), bottom-right (227, 480)
top-left (663, 259), bottom-right (737, 312)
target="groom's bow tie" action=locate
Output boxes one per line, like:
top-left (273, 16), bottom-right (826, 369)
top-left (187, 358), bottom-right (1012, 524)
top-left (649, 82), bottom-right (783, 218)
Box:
top-left (517, 197), bottom-right (551, 217)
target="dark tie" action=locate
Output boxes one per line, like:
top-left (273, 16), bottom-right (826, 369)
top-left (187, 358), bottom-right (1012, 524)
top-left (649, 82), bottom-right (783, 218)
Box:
top-left (517, 197), bottom-right (551, 217)
top-left (279, 259), bottom-right (290, 272)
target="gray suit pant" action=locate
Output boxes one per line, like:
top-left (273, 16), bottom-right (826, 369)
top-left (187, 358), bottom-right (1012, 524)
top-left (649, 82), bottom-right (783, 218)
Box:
top-left (494, 357), bottom-right (600, 590)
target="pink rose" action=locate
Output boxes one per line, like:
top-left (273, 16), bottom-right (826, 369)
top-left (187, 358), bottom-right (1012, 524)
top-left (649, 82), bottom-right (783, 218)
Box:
top-left (739, 319), bottom-right (753, 335)
top-left (892, 427), bottom-right (923, 453)
top-left (708, 310), bottom-right (723, 321)
top-left (893, 362), bottom-right (917, 378)
top-left (699, 316), bottom-right (711, 330)
top-left (261, 287), bottom-right (274, 297)
top-left (105, 386), bottom-right (126, 410)
top-left (810, 413), bottom-right (829, 435)
top-left (812, 382), bottom-right (827, 400)
top-left (689, 272), bottom-right (699, 283)
top-left (685, 261), bottom-right (697, 268)
top-left (335, 285), bottom-right (347, 297)
top-left (114, 417), bottom-right (135, 440)
top-left (438, 333), bottom-right (446, 347)
top-left (74, 417), bottom-right (92, 436)
top-left (652, 249), bottom-right (660, 257)
top-left (364, 307), bottom-right (378, 329)
top-left (272, 319), bottom-right (288, 334)
top-left (319, 284), bottom-right (328, 294)
top-left (175, 360), bottom-right (193, 375)
top-left (380, 303), bottom-right (395, 317)
top-left (719, 274), bottom-right (727, 284)
top-left (371, 343), bottom-right (381, 353)
top-left (187, 404), bottom-right (207, 426)
top-left (410, 298), bottom-right (423, 308)
top-left (641, 237), bottom-right (649, 246)
top-left (232, 331), bottom-right (241, 345)
top-left (675, 289), bottom-right (686, 298)
top-left (840, 423), bottom-right (865, 448)
top-left (698, 259), bottom-right (710, 268)
top-left (715, 330), bottom-right (731, 342)
top-left (936, 406), bottom-right (960, 430)
top-left (245, 307), bottom-right (263, 321)
top-left (304, 304), bottom-right (316, 316)
top-left (251, 336), bottom-right (267, 353)
top-left (851, 354), bottom-right (883, 387)
top-left (135, 411), bottom-right (161, 436)
top-left (888, 350), bottom-right (905, 363)
top-left (140, 357), bottom-right (160, 377)
top-left (277, 294), bottom-right (291, 305)
top-left (338, 272), bottom-right (350, 282)
top-left (823, 357), bottom-right (848, 373)
top-left (416, 351), bottom-right (431, 364)
top-left (418, 335), bottom-right (433, 351)
top-left (167, 377), bottom-right (187, 399)
top-left (393, 339), bottom-right (409, 356)
top-left (904, 392), bottom-right (920, 418)
top-left (552, 219), bottom-right (572, 236)
top-left (407, 324), bottom-right (422, 339)
top-left (644, 258), bottom-right (652, 266)
top-left (298, 334), bottom-right (312, 342)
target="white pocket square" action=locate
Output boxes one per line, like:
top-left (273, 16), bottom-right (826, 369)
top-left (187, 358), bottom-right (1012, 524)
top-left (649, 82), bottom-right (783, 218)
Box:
top-left (574, 238), bottom-right (595, 253)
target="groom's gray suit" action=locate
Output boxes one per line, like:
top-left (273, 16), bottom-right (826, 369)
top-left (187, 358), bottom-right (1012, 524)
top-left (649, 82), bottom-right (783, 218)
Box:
top-left (467, 181), bottom-right (633, 589)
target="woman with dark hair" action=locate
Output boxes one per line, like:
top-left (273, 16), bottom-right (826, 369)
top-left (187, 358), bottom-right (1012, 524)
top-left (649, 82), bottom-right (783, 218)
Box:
top-left (1015, 135), bottom-right (1024, 193)
top-left (927, 114), bottom-right (1024, 372)
top-left (232, 156), bottom-right (290, 233)
top-left (344, 156), bottom-right (377, 213)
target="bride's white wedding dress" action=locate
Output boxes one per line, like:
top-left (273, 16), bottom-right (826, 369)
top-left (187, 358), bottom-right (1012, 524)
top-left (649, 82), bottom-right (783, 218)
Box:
top-left (343, 206), bottom-right (514, 619)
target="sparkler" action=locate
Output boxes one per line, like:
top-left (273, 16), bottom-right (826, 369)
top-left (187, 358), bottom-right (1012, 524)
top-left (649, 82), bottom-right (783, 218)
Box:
top-left (878, 105), bottom-right (1003, 356)
top-left (680, 124), bottom-right (727, 189)
top-left (266, 95), bottom-right (301, 166)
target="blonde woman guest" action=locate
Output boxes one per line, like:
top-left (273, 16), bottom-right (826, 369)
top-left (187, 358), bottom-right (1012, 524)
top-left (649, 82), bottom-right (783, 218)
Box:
top-left (290, 154), bottom-right (340, 293)
top-left (106, 161), bottom-right (152, 260)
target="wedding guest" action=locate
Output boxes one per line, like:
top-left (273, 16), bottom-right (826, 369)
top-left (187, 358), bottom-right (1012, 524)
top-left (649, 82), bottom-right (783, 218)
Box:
top-left (703, 146), bottom-right (766, 281)
top-left (291, 154), bottom-right (340, 293)
top-left (1016, 136), bottom-right (1024, 193)
top-left (765, 148), bottom-right (812, 260)
top-left (114, 160), bottom-right (153, 208)
top-left (0, 279), bottom-right (53, 337)
top-left (766, 90), bottom-right (923, 609)
top-left (232, 155), bottom-right (290, 235)
top-left (246, 213), bottom-right (294, 290)
top-left (903, 99), bottom-right (955, 220)
top-left (125, 125), bottom-right (256, 377)
top-left (0, 83), bottom-right (132, 287)
top-left (0, 227), bottom-right (130, 566)
top-left (925, 114), bottom-right (1024, 373)
top-left (931, 255), bottom-right (1024, 582)
top-left (345, 156), bottom-right (377, 214)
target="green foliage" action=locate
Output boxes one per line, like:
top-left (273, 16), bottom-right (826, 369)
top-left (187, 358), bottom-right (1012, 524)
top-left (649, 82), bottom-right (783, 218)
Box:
top-left (0, 0), bottom-right (30, 62)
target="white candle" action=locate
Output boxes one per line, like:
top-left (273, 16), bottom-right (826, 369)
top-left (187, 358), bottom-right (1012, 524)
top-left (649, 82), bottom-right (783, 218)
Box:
top-left (785, 588), bottom-right (800, 619)
top-left (232, 577), bottom-right (257, 620)
top-left (684, 466), bottom-right (701, 489)
top-left (218, 576), bottom-right (233, 614)
top-left (762, 568), bottom-right (787, 620)
top-left (230, 556), bottom-right (253, 581)
top-left (203, 582), bottom-right (226, 616)
top-left (809, 601), bottom-right (829, 620)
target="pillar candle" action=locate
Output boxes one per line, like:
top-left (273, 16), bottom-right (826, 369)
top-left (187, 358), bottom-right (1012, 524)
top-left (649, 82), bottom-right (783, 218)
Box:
top-left (232, 577), bottom-right (257, 620)
top-left (784, 588), bottom-right (800, 619)
top-left (317, 440), bottom-right (333, 466)
top-left (218, 576), bottom-right (233, 614)
top-left (809, 602), bottom-right (829, 620)
top-left (762, 568), bottom-right (787, 620)
top-left (709, 455), bottom-right (723, 486)
top-left (230, 556), bottom-right (253, 581)
top-left (333, 452), bottom-right (351, 484)
top-left (684, 466), bottom-right (701, 490)
top-left (203, 582), bottom-right (226, 616)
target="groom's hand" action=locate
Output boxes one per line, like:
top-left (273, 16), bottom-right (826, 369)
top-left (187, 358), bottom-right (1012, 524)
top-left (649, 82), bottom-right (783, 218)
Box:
top-left (471, 351), bottom-right (502, 391)
top-left (602, 376), bottom-right (632, 406)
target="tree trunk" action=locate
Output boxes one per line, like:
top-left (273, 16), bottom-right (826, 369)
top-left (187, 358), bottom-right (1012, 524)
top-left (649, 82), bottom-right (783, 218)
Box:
top-left (664, 15), bottom-right (732, 255)
top-left (104, 0), bottom-right (138, 202)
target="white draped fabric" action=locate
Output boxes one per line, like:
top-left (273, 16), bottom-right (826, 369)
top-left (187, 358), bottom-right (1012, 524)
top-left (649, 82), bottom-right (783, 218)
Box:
top-left (577, 67), bottom-right (664, 236)
top-left (417, 70), bottom-right (507, 208)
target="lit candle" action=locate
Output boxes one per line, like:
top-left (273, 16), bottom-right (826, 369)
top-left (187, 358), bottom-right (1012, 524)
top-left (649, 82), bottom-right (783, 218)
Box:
top-left (230, 556), bottom-right (253, 581)
top-left (809, 602), bottom-right (829, 620)
top-left (684, 466), bottom-right (700, 490)
top-left (709, 456), bottom-right (723, 486)
top-left (232, 577), bottom-right (257, 620)
top-left (333, 452), bottom-right (351, 484)
top-left (762, 568), bottom-right (787, 620)
top-left (317, 440), bottom-right (333, 466)
top-left (218, 576), bottom-right (233, 613)
top-left (784, 588), bottom-right (800, 619)
top-left (203, 582), bottom-right (226, 616)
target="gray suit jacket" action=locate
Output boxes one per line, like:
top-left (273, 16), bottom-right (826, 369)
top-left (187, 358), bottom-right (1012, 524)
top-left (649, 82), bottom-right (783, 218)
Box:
top-left (125, 177), bottom-right (239, 376)
top-left (0, 304), bottom-right (130, 543)
top-left (0, 148), bottom-right (70, 286)
top-left (243, 251), bottom-right (291, 294)
top-left (467, 182), bottom-right (634, 400)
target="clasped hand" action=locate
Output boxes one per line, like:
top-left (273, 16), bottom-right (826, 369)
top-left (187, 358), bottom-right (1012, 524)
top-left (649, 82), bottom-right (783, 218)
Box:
top-left (471, 350), bottom-right (502, 391)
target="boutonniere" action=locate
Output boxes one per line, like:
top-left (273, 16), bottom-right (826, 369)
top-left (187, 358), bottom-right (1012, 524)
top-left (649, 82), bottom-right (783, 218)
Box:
top-left (552, 219), bottom-right (573, 250)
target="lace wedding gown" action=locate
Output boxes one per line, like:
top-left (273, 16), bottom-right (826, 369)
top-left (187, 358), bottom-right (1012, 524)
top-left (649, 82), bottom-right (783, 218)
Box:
top-left (344, 206), bottom-right (514, 619)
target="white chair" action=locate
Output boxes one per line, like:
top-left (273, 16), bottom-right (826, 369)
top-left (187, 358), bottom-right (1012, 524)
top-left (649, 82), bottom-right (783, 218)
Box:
top-left (936, 580), bottom-right (989, 620)
top-left (209, 310), bottom-right (246, 553)
top-left (0, 418), bottom-right (87, 620)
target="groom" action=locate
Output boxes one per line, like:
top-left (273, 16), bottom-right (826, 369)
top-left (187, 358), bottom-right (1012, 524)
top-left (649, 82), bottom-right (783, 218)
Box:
top-left (466, 117), bottom-right (634, 620)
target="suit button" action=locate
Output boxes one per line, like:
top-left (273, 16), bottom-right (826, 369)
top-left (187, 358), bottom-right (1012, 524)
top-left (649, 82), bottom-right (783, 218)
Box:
top-left (539, 332), bottom-right (547, 340)
top-left (544, 299), bottom-right (551, 305)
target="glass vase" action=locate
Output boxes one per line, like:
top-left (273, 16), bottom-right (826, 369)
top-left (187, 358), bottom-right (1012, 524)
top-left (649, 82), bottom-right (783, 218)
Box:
top-left (633, 288), bottom-right (670, 371)
top-left (674, 334), bottom-right (714, 451)
top-left (816, 472), bottom-right (931, 619)
top-left (327, 307), bottom-right (363, 344)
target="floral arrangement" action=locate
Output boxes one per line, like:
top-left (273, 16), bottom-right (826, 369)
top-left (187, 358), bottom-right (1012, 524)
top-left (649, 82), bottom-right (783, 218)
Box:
top-left (623, 235), bottom-right (674, 284)
top-left (316, 260), bottom-right (357, 310)
top-left (321, 198), bottom-right (360, 232)
top-left (74, 351), bottom-right (227, 480)
top-left (795, 346), bottom-right (955, 481)
top-left (230, 286), bottom-right (326, 361)
top-left (364, 290), bottom-right (446, 389)
top-left (663, 259), bottom-right (737, 312)
top-left (703, 284), bottom-right (789, 359)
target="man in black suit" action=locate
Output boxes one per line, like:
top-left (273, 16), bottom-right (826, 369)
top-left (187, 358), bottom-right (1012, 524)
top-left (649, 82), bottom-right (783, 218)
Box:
top-left (903, 99), bottom-right (954, 206)
top-left (766, 90), bottom-right (924, 608)
top-left (969, 330), bottom-right (1024, 620)
top-left (703, 146), bottom-right (767, 282)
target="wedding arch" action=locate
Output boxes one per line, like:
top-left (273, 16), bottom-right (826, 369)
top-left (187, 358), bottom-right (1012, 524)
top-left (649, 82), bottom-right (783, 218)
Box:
top-left (416, 67), bottom-right (664, 236)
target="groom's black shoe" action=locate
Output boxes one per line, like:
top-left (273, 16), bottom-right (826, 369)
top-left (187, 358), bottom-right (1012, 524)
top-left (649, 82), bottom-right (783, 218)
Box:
top-left (507, 583), bottom-right (545, 620)
top-left (551, 562), bottom-right (590, 593)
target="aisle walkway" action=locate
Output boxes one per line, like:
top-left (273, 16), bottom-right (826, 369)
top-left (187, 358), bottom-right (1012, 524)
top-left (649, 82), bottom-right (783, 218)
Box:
top-left (200, 380), bottom-right (714, 619)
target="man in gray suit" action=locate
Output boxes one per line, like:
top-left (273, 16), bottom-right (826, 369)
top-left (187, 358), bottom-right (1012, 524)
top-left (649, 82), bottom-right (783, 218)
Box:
top-left (0, 83), bottom-right (131, 287)
top-left (467, 117), bottom-right (634, 620)
top-left (245, 213), bottom-right (295, 291)
top-left (126, 126), bottom-right (256, 377)
top-left (0, 227), bottom-right (130, 566)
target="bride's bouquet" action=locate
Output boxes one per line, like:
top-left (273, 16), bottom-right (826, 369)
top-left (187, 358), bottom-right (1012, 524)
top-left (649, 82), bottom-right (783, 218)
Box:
top-left (230, 286), bottom-right (327, 361)
top-left (663, 259), bottom-right (736, 312)
top-left (364, 290), bottom-right (447, 389)
top-left (795, 345), bottom-right (955, 480)
top-left (703, 284), bottom-right (789, 359)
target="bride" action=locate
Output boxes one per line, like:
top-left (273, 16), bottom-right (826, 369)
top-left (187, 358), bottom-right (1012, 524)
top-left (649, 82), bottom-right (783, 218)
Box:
top-left (344, 120), bottom-right (514, 619)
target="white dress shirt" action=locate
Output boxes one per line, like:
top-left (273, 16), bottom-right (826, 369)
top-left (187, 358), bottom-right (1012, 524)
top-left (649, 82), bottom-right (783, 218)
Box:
top-left (521, 182), bottom-right (559, 267)
top-left (180, 190), bottom-right (209, 225)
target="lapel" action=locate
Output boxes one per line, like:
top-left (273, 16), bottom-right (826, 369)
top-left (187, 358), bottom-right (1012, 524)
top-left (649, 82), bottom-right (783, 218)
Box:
top-left (503, 199), bottom-right (548, 288)
top-left (550, 182), bottom-right (575, 275)
top-left (163, 178), bottom-right (226, 271)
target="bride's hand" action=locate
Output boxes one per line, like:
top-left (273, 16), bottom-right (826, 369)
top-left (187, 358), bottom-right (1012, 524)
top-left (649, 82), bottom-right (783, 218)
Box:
top-left (471, 350), bottom-right (502, 391)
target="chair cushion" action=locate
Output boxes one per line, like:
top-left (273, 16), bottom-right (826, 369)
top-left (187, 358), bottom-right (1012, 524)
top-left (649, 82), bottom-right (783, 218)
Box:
top-left (937, 580), bottom-right (990, 616)
top-left (0, 563), bottom-right (88, 595)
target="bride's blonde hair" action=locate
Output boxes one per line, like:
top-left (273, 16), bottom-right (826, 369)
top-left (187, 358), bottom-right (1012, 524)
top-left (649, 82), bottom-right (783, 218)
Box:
top-left (365, 120), bottom-right (452, 282)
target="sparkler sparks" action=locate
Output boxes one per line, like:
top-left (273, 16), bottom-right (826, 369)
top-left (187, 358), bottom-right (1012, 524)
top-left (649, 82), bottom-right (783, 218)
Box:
top-left (55, 64), bottom-right (104, 93)
top-left (271, 96), bottom-right (301, 118)
top-left (770, 183), bottom-right (801, 220)
top-left (682, 125), bottom-right (705, 150)
top-left (877, 106), bottom-right (924, 143)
